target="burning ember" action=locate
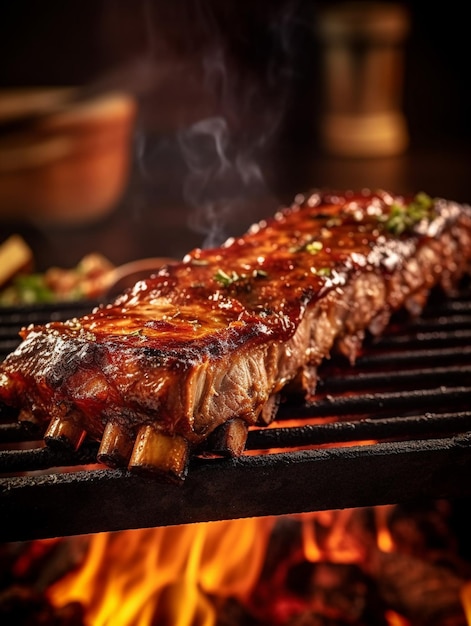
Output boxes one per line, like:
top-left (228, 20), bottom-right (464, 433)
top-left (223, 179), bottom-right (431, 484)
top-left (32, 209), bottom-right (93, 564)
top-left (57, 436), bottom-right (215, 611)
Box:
top-left (1, 500), bottom-right (470, 626)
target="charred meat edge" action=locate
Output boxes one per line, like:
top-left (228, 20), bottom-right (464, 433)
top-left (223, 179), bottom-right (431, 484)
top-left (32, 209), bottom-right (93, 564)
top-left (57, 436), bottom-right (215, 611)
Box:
top-left (0, 190), bottom-right (470, 482)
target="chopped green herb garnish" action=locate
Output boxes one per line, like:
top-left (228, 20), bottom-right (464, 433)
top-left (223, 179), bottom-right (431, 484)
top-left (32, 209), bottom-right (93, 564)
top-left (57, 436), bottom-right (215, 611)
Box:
top-left (312, 267), bottom-right (331, 277)
top-left (213, 267), bottom-right (268, 287)
top-left (214, 269), bottom-right (241, 287)
top-left (383, 192), bottom-right (435, 235)
top-left (253, 269), bottom-right (268, 279)
top-left (129, 329), bottom-right (144, 337)
top-left (305, 241), bottom-right (323, 254)
top-left (290, 239), bottom-right (324, 254)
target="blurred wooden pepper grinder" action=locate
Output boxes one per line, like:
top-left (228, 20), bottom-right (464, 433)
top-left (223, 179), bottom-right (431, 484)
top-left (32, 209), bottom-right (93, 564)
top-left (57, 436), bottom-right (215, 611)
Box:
top-left (317, 1), bottom-right (410, 157)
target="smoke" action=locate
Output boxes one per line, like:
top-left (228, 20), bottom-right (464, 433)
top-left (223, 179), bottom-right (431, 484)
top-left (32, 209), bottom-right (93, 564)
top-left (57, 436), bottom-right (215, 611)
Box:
top-left (179, 116), bottom-right (266, 248)
top-left (175, 1), bottom-right (301, 248)
top-left (131, 1), bottom-right (302, 248)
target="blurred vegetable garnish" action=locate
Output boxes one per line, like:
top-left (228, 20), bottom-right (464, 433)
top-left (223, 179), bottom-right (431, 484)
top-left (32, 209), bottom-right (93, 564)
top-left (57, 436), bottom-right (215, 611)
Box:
top-left (1, 273), bottom-right (61, 305)
top-left (0, 235), bottom-right (115, 306)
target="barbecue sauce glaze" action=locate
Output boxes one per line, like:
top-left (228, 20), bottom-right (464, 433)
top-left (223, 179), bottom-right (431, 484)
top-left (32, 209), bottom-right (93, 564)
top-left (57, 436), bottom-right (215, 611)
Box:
top-left (0, 188), bottom-right (469, 479)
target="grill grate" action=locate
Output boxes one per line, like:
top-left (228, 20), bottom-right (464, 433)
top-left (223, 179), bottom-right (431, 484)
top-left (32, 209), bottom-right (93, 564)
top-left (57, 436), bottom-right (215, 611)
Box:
top-left (1, 285), bottom-right (471, 542)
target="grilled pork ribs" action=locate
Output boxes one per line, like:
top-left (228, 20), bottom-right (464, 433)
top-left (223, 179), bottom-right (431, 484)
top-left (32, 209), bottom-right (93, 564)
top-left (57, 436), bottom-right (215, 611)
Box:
top-left (1, 189), bottom-right (470, 482)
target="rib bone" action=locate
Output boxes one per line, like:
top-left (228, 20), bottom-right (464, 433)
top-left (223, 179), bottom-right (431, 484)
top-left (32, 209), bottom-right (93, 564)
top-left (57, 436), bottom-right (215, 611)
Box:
top-left (0, 189), bottom-right (470, 481)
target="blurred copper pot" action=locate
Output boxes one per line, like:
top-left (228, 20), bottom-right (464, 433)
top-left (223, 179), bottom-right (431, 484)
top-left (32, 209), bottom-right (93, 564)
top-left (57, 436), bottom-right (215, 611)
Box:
top-left (0, 89), bottom-right (136, 224)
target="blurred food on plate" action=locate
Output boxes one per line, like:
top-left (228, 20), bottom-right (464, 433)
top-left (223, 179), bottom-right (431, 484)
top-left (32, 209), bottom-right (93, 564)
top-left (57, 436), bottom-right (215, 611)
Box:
top-left (0, 234), bottom-right (115, 305)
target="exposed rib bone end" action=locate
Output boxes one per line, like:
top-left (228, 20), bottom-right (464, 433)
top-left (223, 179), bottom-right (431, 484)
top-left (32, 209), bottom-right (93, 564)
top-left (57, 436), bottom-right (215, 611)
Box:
top-left (97, 421), bottom-right (134, 468)
top-left (207, 417), bottom-right (249, 457)
top-left (44, 415), bottom-right (86, 450)
top-left (128, 426), bottom-right (190, 483)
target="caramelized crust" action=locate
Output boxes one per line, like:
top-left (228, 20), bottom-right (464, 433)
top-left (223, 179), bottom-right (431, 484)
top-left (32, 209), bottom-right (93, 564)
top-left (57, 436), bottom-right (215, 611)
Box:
top-left (1, 189), bottom-right (470, 481)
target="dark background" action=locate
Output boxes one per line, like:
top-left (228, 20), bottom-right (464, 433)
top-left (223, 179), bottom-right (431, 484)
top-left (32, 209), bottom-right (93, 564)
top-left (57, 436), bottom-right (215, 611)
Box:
top-left (0, 0), bottom-right (470, 267)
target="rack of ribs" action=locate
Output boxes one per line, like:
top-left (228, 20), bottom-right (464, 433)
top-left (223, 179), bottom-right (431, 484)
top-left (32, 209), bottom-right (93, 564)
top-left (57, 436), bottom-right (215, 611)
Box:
top-left (1, 189), bottom-right (470, 482)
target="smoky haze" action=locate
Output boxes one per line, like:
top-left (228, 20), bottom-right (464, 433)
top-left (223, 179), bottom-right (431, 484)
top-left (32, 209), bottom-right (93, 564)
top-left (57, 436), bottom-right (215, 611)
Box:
top-left (134, 0), bottom-right (303, 248)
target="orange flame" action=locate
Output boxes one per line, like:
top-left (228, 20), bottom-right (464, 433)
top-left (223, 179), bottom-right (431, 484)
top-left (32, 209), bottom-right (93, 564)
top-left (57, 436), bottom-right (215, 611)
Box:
top-left (301, 510), bottom-right (364, 563)
top-left (460, 580), bottom-right (471, 625)
top-left (375, 505), bottom-right (396, 553)
top-left (385, 609), bottom-right (411, 626)
top-left (46, 505), bottom-right (399, 625)
top-left (47, 517), bottom-right (275, 626)
top-left (299, 505), bottom-right (396, 565)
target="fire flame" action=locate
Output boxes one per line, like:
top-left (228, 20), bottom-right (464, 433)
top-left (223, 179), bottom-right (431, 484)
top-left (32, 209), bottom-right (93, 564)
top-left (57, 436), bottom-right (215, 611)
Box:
top-left (47, 517), bottom-right (275, 626)
top-left (47, 508), bottom-right (401, 625)
top-left (460, 581), bottom-right (471, 625)
top-left (46, 506), bottom-right (399, 625)
top-left (300, 505), bottom-right (395, 563)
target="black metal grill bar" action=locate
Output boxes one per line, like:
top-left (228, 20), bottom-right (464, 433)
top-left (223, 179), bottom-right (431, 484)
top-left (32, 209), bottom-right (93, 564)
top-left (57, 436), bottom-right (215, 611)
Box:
top-left (247, 411), bottom-right (471, 449)
top-left (2, 409), bottom-right (470, 475)
top-left (353, 345), bottom-right (471, 368)
top-left (0, 301), bottom-right (100, 354)
top-left (421, 298), bottom-right (471, 315)
top-left (0, 283), bottom-right (470, 542)
top-left (0, 421), bottom-right (41, 443)
top-left (1, 432), bottom-right (471, 542)
top-left (0, 442), bottom-right (100, 473)
top-left (0, 300), bottom-right (100, 323)
top-left (0, 339), bottom-right (27, 354)
top-left (277, 386), bottom-right (471, 418)
top-left (396, 314), bottom-right (471, 332)
top-left (317, 365), bottom-right (471, 392)
top-left (367, 328), bottom-right (471, 351)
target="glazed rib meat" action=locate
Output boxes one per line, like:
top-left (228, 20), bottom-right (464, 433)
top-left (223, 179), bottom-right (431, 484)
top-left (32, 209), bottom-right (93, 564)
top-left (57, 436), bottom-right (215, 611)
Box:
top-left (1, 189), bottom-right (470, 481)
